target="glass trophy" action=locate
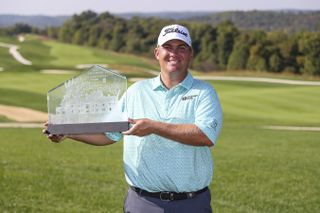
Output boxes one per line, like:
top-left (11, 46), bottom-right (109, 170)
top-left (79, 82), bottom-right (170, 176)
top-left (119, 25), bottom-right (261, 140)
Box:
top-left (47, 65), bottom-right (129, 134)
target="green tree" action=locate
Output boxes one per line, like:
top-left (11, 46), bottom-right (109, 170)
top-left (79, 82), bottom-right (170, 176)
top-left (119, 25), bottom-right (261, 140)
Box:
top-left (97, 20), bottom-right (114, 49)
top-left (88, 25), bottom-right (102, 46)
top-left (269, 51), bottom-right (283, 72)
top-left (216, 21), bottom-right (239, 69)
top-left (9, 23), bottom-right (32, 35)
top-left (245, 30), bottom-right (269, 71)
top-left (268, 31), bottom-right (299, 73)
top-left (47, 10), bottom-right (319, 75)
top-left (227, 44), bottom-right (249, 70)
top-left (58, 20), bottom-right (76, 43)
top-left (126, 38), bottom-right (141, 53)
top-left (46, 27), bottom-right (59, 39)
top-left (191, 24), bottom-right (218, 71)
top-left (299, 32), bottom-right (320, 75)
top-left (110, 22), bottom-right (127, 52)
top-left (72, 28), bottom-right (89, 45)
top-left (247, 44), bottom-right (268, 71)
top-left (227, 34), bottom-right (250, 70)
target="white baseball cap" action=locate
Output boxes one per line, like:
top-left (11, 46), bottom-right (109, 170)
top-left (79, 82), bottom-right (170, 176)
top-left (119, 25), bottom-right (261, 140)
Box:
top-left (157, 24), bottom-right (192, 47)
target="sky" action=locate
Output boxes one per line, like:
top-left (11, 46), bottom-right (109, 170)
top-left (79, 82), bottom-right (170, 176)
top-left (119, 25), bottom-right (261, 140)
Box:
top-left (1, 0), bottom-right (320, 15)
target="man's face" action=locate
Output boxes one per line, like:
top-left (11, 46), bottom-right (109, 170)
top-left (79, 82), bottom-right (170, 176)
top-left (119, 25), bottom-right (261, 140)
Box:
top-left (154, 39), bottom-right (193, 75)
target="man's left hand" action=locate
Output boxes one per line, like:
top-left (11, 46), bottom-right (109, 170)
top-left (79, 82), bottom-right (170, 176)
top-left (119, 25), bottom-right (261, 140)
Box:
top-left (122, 118), bottom-right (154, 137)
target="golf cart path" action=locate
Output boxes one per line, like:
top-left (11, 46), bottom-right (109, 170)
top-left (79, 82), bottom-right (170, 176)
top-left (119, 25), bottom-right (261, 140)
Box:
top-left (133, 72), bottom-right (320, 86)
top-left (0, 42), bottom-right (32, 65)
top-left (262, 125), bottom-right (320, 132)
top-left (0, 103), bottom-right (319, 131)
top-left (194, 76), bottom-right (320, 86)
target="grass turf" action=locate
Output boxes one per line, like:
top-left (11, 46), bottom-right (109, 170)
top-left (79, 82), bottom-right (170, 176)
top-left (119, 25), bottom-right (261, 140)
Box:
top-left (0, 116), bottom-right (319, 212)
top-left (0, 35), bottom-right (319, 212)
top-left (1, 80), bottom-right (319, 212)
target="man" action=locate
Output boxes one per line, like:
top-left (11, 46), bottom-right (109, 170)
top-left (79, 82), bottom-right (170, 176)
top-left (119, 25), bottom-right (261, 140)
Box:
top-left (44, 24), bottom-right (223, 213)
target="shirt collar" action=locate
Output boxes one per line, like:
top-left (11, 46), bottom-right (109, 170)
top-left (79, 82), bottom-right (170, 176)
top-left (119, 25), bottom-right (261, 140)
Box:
top-left (152, 72), bottom-right (194, 91)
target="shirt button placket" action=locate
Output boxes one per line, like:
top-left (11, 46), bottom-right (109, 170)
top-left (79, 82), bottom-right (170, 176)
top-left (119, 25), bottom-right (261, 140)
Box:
top-left (166, 89), bottom-right (177, 118)
top-left (164, 92), bottom-right (170, 117)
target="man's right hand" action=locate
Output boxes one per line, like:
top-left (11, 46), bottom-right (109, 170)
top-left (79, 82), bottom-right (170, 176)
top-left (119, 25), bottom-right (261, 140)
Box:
top-left (42, 121), bottom-right (115, 146)
top-left (43, 121), bottom-right (66, 143)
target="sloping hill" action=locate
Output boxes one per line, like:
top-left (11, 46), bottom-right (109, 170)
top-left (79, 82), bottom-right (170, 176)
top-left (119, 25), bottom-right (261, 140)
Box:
top-left (1, 10), bottom-right (320, 32)
top-left (183, 10), bottom-right (320, 32)
top-left (0, 15), bottom-right (69, 28)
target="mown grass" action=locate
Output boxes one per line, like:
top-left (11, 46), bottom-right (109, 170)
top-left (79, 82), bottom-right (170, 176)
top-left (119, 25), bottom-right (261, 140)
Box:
top-left (215, 81), bottom-right (320, 126)
top-left (0, 72), bottom-right (76, 112)
top-left (0, 72), bottom-right (75, 95)
top-left (0, 35), bottom-right (320, 212)
top-left (0, 88), bottom-right (46, 111)
top-left (0, 34), bottom-right (157, 73)
top-left (43, 38), bottom-right (157, 71)
top-left (0, 40), bottom-right (33, 72)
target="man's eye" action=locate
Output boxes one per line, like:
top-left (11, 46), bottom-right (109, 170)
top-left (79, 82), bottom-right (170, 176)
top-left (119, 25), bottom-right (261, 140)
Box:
top-left (163, 45), bottom-right (172, 50)
top-left (178, 46), bottom-right (187, 51)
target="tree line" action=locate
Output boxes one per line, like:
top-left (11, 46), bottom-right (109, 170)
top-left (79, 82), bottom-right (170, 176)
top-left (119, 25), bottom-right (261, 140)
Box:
top-left (185, 10), bottom-right (320, 32)
top-left (1, 10), bottom-right (320, 75)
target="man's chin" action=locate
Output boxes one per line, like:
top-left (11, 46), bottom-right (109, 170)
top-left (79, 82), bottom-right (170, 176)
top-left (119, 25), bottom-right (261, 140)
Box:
top-left (167, 69), bottom-right (180, 73)
top-left (167, 66), bottom-right (181, 72)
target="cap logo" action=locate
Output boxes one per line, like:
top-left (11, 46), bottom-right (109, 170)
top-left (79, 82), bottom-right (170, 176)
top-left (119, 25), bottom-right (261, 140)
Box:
top-left (158, 24), bottom-right (192, 47)
top-left (163, 27), bottom-right (188, 38)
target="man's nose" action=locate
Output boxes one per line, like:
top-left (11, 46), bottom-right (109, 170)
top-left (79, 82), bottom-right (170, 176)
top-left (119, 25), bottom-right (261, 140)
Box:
top-left (169, 47), bottom-right (180, 54)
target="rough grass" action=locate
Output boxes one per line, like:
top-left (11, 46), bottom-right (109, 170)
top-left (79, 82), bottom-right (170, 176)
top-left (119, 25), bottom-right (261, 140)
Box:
top-left (0, 115), bottom-right (12, 122)
top-left (0, 128), bottom-right (126, 212)
top-left (212, 123), bottom-right (320, 213)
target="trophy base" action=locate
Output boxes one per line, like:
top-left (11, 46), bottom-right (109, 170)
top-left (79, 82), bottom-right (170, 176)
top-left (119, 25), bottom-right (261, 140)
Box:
top-left (47, 121), bottom-right (130, 135)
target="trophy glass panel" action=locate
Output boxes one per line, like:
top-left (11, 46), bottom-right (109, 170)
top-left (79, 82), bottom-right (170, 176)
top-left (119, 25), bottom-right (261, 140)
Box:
top-left (47, 65), bottom-right (129, 134)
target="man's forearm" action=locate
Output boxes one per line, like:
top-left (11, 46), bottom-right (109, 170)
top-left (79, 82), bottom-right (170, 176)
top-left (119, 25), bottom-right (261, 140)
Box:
top-left (68, 134), bottom-right (115, 146)
top-left (151, 121), bottom-right (213, 147)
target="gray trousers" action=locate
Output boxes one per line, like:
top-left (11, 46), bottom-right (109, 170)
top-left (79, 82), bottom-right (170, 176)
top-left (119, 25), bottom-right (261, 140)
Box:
top-left (123, 187), bottom-right (212, 213)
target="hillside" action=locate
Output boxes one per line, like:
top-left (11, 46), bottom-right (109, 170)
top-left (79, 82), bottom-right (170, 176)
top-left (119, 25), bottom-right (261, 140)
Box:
top-left (2, 10), bottom-right (320, 76)
top-left (0, 15), bottom-right (69, 28)
top-left (1, 10), bottom-right (319, 32)
top-left (183, 10), bottom-right (320, 32)
top-left (118, 10), bottom-right (320, 32)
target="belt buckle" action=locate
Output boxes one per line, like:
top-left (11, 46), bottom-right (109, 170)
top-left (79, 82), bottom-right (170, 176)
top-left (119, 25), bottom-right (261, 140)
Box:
top-left (160, 191), bottom-right (174, 201)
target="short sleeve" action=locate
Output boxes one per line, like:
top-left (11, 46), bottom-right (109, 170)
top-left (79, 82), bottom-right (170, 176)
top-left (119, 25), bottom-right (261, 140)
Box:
top-left (194, 85), bottom-right (223, 145)
top-left (105, 132), bottom-right (123, 142)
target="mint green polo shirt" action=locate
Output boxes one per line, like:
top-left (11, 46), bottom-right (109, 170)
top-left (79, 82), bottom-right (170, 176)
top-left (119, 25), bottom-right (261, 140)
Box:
top-left (106, 72), bottom-right (222, 192)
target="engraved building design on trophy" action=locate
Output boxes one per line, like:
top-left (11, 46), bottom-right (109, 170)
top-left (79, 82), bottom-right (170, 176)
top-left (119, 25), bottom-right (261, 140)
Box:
top-left (47, 65), bottom-right (128, 134)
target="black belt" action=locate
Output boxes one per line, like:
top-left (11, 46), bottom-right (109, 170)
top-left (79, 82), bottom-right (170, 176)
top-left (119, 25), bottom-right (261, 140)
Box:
top-left (130, 186), bottom-right (208, 201)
